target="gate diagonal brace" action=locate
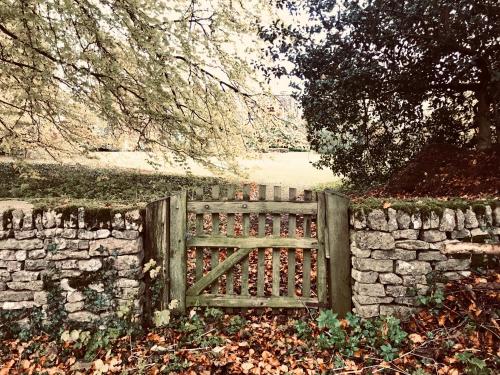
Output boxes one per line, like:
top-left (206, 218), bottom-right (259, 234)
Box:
top-left (186, 247), bottom-right (252, 296)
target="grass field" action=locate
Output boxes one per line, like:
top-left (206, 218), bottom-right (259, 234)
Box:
top-left (0, 151), bottom-right (339, 207)
top-left (1, 151), bottom-right (337, 185)
top-left (0, 162), bottom-right (224, 208)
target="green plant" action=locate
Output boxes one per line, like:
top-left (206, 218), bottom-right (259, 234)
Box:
top-left (204, 308), bottom-right (224, 323)
top-left (173, 312), bottom-right (225, 348)
top-left (314, 311), bottom-right (408, 360)
top-left (83, 288), bottom-right (112, 313)
top-left (380, 344), bottom-right (399, 361)
top-left (198, 334), bottom-right (225, 348)
top-left (455, 352), bottom-right (491, 375)
top-left (161, 354), bottom-right (190, 373)
top-left (56, 293), bottom-right (141, 361)
top-left (225, 316), bottom-right (247, 335)
top-left (350, 198), bottom-right (499, 218)
top-left (418, 288), bottom-right (445, 308)
top-left (333, 355), bottom-right (345, 368)
top-left (383, 316), bottom-right (408, 347)
top-left (294, 320), bottom-right (312, 339)
top-left (316, 311), bottom-right (355, 356)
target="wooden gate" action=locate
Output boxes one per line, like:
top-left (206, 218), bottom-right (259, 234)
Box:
top-left (144, 185), bottom-right (351, 317)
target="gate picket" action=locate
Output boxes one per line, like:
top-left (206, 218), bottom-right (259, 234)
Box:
top-left (225, 185), bottom-right (236, 313)
top-left (241, 184), bottom-right (251, 296)
top-left (287, 187), bottom-right (297, 297)
top-left (257, 184), bottom-right (267, 297)
top-left (210, 186), bottom-right (220, 293)
top-left (302, 190), bottom-right (312, 298)
top-left (272, 186), bottom-right (281, 297)
top-left (195, 187), bottom-right (204, 282)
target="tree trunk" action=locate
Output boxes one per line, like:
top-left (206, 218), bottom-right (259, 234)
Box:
top-left (476, 88), bottom-right (492, 150)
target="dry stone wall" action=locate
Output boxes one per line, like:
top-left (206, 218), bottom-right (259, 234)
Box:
top-left (350, 205), bottom-right (500, 318)
top-left (0, 205), bottom-right (144, 324)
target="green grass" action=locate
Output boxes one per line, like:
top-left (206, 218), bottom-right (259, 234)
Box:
top-left (0, 162), bottom-right (225, 209)
top-left (1, 162), bottom-right (497, 217)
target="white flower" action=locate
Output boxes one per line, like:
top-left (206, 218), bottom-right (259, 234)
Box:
top-left (153, 309), bottom-right (171, 327)
top-left (60, 330), bottom-right (71, 342)
top-left (168, 299), bottom-right (179, 310)
top-left (149, 265), bottom-right (161, 279)
top-left (142, 258), bottom-right (157, 273)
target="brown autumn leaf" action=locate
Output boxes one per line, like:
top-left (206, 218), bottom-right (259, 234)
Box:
top-left (408, 333), bottom-right (425, 344)
top-left (438, 313), bottom-right (447, 326)
top-left (241, 361), bottom-right (254, 373)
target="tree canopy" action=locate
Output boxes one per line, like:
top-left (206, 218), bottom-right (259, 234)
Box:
top-left (0, 0), bottom-right (287, 170)
top-left (261, 0), bottom-right (500, 186)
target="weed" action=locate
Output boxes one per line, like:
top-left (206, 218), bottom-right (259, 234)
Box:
top-left (161, 354), bottom-right (190, 373)
top-left (315, 311), bottom-right (407, 360)
top-left (204, 308), bottom-right (224, 323)
top-left (380, 343), bottom-right (399, 361)
top-left (294, 320), bottom-right (312, 339)
top-left (455, 351), bottom-right (491, 375)
top-left (225, 316), bottom-right (247, 335)
top-left (417, 288), bottom-right (445, 308)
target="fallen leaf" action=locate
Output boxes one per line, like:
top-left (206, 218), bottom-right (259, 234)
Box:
top-left (408, 333), bottom-right (424, 344)
top-left (212, 346), bottom-right (225, 354)
top-left (242, 362), bottom-right (254, 373)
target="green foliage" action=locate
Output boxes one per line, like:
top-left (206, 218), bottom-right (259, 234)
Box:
top-left (315, 311), bottom-right (408, 360)
top-left (225, 315), bottom-right (247, 335)
top-left (60, 314), bottom-right (139, 361)
top-left (83, 288), bottom-right (112, 314)
top-left (161, 354), bottom-right (191, 373)
top-left (0, 275), bottom-right (67, 341)
top-left (0, 309), bottom-right (28, 341)
top-left (317, 310), bottom-right (340, 330)
top-left (316, 311), bottom-right (354, 356)
top-left (294, 320), bottom-right (312, 339)
top-left (82, 314), bottom-right (140, 361)
top-left (262, 0), bottom-right (499, 186)
top-left (0, 253), bottom-right (142, 361)
top-left (418, 288), bottom-right (445, 308)
top-left (380, 344), bottom-right (399, 361)
top-left (456, 352), bottom-right (491, 375)
top-left (204, 308), bottom-right (224, 323)
top-left (0, 0), bottom-right (281, 168)
top-left (46, 243), bottom-right (58, 253)
top-left (175, 313), bottom-right (225, 348)
top-left (42, 276), bottom-right (69, 335)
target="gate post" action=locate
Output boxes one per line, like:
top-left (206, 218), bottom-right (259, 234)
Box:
top-left (169, 190), bottom-right (187, 313)
top-left (144, 197), bottom-right (170, 324)
top-left (324, 190), bottom-right (351, 317)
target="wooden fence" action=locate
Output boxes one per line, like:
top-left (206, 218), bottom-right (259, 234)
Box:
top-left (144, 185), bottom-right (351, 317)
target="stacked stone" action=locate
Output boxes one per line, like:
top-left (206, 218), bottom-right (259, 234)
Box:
top-left (0, 207), bottom-right (144, 323)
top-left (350, 205), bottom-right (500, 318)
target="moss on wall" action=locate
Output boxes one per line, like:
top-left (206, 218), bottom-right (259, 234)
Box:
top-left (350, 197), bottom-right (499, 216)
